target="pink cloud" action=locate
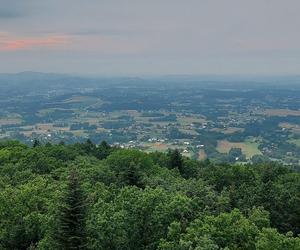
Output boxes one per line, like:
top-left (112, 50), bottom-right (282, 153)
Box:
top-left (0, 32), bottom-right (149, 54)
top-left (0, 33), bottom-right (70, 51)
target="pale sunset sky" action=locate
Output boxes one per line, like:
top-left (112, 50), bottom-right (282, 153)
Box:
top-left (0, 0), bottom-right (300, 75)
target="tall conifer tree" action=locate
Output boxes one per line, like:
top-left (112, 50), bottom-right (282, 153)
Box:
top-left (57, 169), bottom-right (87, 249)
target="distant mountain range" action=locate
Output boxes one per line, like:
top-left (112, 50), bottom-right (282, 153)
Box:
top-left (1, 72), bottom-right (300, 95)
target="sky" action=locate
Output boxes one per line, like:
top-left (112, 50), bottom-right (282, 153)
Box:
top-left (0, 0), bottom-right (300, 76)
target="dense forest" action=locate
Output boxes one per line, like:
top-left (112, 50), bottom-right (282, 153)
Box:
top-left (0, 140), bottom-right (300, 249)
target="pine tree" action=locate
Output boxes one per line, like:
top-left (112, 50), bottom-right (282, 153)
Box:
top-left (169, 149), bottom-right (184, 174)
top-left (82, 139), bottom-right (96, 154)
top-left (59, 140), bottom-right (65, 146)
top-left (33, 139), bottom-right (41, 148)
top-left (127, 161), bottom-right (140, 186)
top-left (57, 169), bottom-right (87, 249)
top-left (96, 140), bottom-right (111, 160)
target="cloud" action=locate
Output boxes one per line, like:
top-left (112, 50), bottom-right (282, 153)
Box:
top-left (0, 10), bottom-right (22, 18)
top-left (1, 0), bottom-right (300, 74)
top-left (0, 33), bottom-right (70, 51)
top-left (0, 0), bottom-right (30, 19)
top-left (0, 31), bottom-right (148, 54)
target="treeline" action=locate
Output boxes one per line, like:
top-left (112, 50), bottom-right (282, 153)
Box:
top-left (0, 140), bottom-right (300, 249)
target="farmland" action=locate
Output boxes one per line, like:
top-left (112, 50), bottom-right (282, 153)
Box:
top-left (257, 109), bottom-right (300, 117)
top-left (1, 73), bottom-right (300, 165)
top-left (217, 139), bottom-right (262, 159)
top-left (290, 139), bottom-right (300, 147)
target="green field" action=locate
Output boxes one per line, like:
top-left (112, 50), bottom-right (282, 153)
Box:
top-left (217, 139), bottom-right (262, 159)
top-left (290, 139), bottom-right (300, 147)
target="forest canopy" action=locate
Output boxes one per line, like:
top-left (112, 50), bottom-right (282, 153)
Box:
top-left (0, 140), bottom-right (300, 249)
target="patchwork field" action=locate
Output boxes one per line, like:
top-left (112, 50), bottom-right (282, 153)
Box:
top-left (63, 95), bottom-right (100, 104)
top-left (1, 75), bottom-right (300, 165)
top-left (217, 139), bottom-right (262, 159)
top-left (279, 123), bottom-right (300, 134)
top-left (289, 139), bottom-right (300, 147)
top-left (198, 149), bottom-right (207, 160)
top-left (257, 109), bottom-right (300, 117)
top-left (0, 118), bottom-right (22, 125)
top-left (211, 127), bottom-right (244, 135)
top-left (142, 142), bottom-right (193, 158)
top-left (37, 108), bottom-right (72, 117)
top-left (179, 128), bottom-right (199, 136)
top-left (143, 142), bottom-right (169, 152)
top-left (177, 116), bottom-right (207, 125)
